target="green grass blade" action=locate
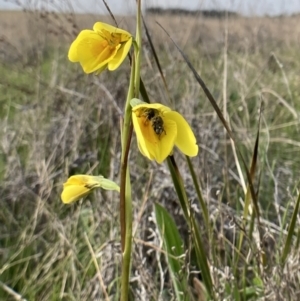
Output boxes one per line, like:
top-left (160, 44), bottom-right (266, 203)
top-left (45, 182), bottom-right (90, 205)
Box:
top-left (295, 227), bottom-right (300, 250)
top-left (246, 109), bottom-right (261, 221)
top-left (155, 202), bottom-right (190, 301)
top-left (186, 156), bottom-right (209, 230)
top-left (281, 191), bottom-right (300, 264)
top-left (139, 78), bottom-right (151, 104)
top-left (167, 156), bottom-right (214, 298)
top-left (237, 110), bottom-right (262, 253)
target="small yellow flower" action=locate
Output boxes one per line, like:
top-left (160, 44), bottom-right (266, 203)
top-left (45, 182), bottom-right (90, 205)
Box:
top-left (131, 101), bottom-right (198, 163)
top-left (61, 175), bottom-right (120, 204)
top-left (68, 22), bottom-right (132, 74)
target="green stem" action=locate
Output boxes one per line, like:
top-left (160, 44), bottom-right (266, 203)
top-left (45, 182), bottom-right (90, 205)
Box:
top-left (120, 166), bottom-right (133, 301)
top-left (119, 51), bottom-right (135, 301)
top-left (120, 58), bottom-right (135, 251)
top-left (120, 1), bottom-right (142, 300)
top-left (134, 0), bottom-right (142, 98)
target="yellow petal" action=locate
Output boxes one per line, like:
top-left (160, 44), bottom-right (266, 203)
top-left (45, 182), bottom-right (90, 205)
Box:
top-left (61, 175), bottom-right (102, 204)
top-left (108, 37), bottom-right (132, 70)
top-left (61, 175), bottom-right (120, 204)
top-left (132, 109), bottom-right (152, 160)
top-left (69, 22), bottom-right (132, 74)
top-left (77, 36), bottom-right (118, 73)
top-left (137, 139), bottom-right (153, 159)
top-left (149, 118), bottom-right (177, 163)
top-left (68, 30), bottom-right (94, 62)
top-left (133, 103), bottom-right (172, 113)
top-left (166, 111), bottom-right (198, 157)
top-left (93, 22), bottom-right (131, 40)
top-left (61, 185), bottom-right (91, 204)
top-left (132, 106), bottom-right (177, 163)
top-left (68, 30), bottom-right (119, 73)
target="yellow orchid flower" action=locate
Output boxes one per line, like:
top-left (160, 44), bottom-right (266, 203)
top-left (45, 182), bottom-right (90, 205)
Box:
top-left (68, 22), bottom-right (132, 74)
top-left (131, 100), bottom-right (198, 163)
top-left (61, 175), bottom-right (120, 204)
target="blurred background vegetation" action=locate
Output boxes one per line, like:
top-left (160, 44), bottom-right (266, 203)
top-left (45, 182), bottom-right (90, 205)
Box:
top-left (0, 4), bottom-right (300, 300)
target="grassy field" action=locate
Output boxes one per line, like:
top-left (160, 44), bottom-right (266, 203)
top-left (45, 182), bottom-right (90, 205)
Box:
top-left (1, 8), bottom-right (300, 300)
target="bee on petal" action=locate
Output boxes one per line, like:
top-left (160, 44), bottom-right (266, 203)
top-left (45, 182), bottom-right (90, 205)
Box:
top-left (151, 116), bottom-right (166, 138)
top-left (131, 101), bottom-right (198, 163)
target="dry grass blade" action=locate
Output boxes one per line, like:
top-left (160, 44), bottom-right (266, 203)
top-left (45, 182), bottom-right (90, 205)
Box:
top-left (156, 22), bottom-right (233, 138)
top-left (0, 281), bottom-right (27, 301)
top-left (156, 22), bottom-right (259, 220)
top-left (142, 16), bottom-right (172, 104)
top-left (102, 0), bottom-right (118, 26)
top-left (185, 156), bottom-right (209, 228)
top-left (84, 233), bottom-right (110, 301)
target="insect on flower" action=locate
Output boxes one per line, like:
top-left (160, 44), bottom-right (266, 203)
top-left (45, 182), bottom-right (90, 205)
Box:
top-left (131, 100), bottom-right (198, 163)
top-left (138, 108), bottom-right (166, 138)
top-left (139, 108), bottom-right (157, 123)
top-left (151, 116), bottom-right (166, 138)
